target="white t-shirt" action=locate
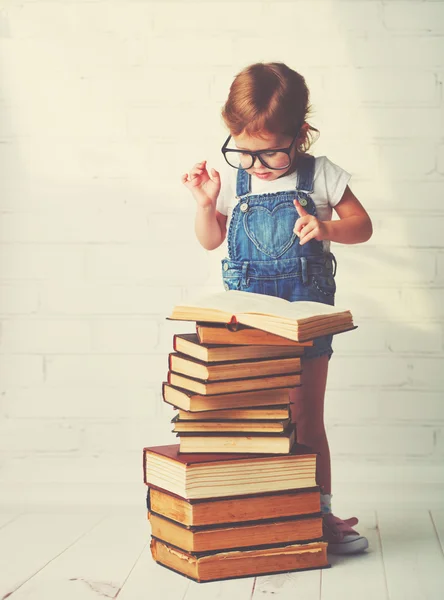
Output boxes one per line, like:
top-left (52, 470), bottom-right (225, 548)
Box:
top-left (216, 156), bottom-right (351, 253)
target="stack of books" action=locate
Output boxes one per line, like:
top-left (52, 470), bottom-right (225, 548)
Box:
top-left (165, 331), bottom-right (307, 454)
top-left (144, 290), bottom-right (356, 582)
top-left (143, 444), bottom-right (328, 582)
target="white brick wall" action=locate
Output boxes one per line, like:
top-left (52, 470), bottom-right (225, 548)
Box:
top-left (1, 0), bottom-right (444, 506)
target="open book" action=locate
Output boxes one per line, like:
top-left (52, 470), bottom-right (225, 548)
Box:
top-left (169, 291), bottom-right (355, 342)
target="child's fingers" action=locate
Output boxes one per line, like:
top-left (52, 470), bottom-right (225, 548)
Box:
top-left (293, 215), bottom-right (310, 235)
top-left (299, 222), bottom-right (317, 245)
top-left (294, 198), bottom-right (309, 217)
top-left (299, 230), bottom-right (316, 245)
top-left (189, 164), bottom-right (208, 180)
top-left (190, 161), bottom-right (207, 173)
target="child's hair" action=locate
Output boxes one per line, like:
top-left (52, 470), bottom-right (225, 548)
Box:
top-left (221, 62), bottom-right (318, 155)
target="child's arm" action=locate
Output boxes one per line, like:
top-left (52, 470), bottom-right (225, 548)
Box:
top-left (294, 186), bottom-right (373, 245)
top-left (326, 186), bottom-right (373, 244)
top-left (195, 206), bottom-right (227, 250)
top-left (182, 160), bottom-right (227, 250)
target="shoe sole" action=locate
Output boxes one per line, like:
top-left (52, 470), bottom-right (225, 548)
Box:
top-left (327, 536), bottom-right (369, 555)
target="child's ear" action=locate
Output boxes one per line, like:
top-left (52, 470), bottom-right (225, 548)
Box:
top-left (297, 122), bottom-right (308, 137)
top-left (296, 122), bottom-right (313, 153)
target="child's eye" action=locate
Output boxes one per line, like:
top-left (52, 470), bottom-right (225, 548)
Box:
top-left (263, 151), bottom-right (277, 157)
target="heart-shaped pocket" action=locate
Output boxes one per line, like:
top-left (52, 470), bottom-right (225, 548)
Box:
top-left (244, 203), bottom-right (297, 258)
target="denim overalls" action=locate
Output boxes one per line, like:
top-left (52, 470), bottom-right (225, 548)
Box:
top-left (221, 155), bottom-right (337, 359)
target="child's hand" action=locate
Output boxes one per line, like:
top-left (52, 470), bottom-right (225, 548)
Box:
top-left (182, 160), bottom-right (221, 209)
top-left (293, 199), bottom-right (328, 245)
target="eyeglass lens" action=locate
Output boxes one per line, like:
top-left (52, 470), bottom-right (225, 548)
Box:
top-left (225, 151), bottom-right (291, 170)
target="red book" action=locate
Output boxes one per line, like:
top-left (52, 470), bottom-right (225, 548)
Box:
top-left (143, 443), bottom-right (317, 500)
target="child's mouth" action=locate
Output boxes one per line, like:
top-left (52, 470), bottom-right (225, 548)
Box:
top-left (254, 172), bottom-right (271, 179)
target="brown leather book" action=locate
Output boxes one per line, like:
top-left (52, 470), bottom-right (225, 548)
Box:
top-left (196, 322), bottom-right (314, 347)
top-left (177, 424), bottom-right (296, 455)
top-left (168, 352), bottom-right (302, 382)
top-left (146, 485), bottom-right (321, 527)
top-left (143, 443), bottom-right (317, 500)
top-left (150, 538), bottom-right (329, 582)
top-left (148, 510), bottom-right (323, 553)
top-left (174, 332), bottom-right (305, 361)
top-left (171, 414), bottom-right (291, 434)
top-left (176, 405), bottom-right (291, 420)
top-left (162, 382), bottom-right (291, 411)
top-left (167, 371), bottom-right (301, 396)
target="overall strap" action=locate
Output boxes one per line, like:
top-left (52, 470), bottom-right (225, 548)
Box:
top-left (236, 167), bottom-right (251, 198)
top-left (295, 155), bottom-right (315, 194)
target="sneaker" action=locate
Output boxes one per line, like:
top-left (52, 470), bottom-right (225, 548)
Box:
top-left (323, 513), bottom-right (369, 555)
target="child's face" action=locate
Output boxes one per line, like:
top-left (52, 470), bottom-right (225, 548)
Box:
top-left (231, 130), bottom-right (297, 181)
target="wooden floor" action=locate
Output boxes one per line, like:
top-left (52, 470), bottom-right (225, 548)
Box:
top-left (0, 506), bottom-right (443, 599)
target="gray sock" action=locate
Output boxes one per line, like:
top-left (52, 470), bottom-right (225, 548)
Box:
top-left (320, 493), bottom-right (332, 515)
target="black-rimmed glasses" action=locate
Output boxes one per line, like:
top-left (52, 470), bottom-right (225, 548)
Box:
top-left (221, 132), bottom-right (298, 170)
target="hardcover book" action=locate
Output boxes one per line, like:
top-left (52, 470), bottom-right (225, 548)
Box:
top-left (176, 405), bottom-right (291, 420)
top-left (143, 444), bottom-right (317, 500)
top-left (171, 415), bottom-right (291, 434)
top-left (148, 510), bottom-right (323, 553)
top-left (167, 372), bottom-right (301, 396)
top-left (174, 333), bottom-right (305, 361)
top-left (177, 424), bottom-right (296, 454)
top-left (169, 353), bottom-right (301, 382)
top-left (162, 383), bottom-right (291, 412)
top-left (150, 538), bottom-right (329, 582)
top-left (196, 322), bottom-right (314, 346)
top-left (169, 290), bottom-right (354, 342)
top-left (146, 485), bottom-right (321, 527)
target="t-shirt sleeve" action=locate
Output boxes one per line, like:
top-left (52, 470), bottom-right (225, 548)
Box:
top-left (321, 157), bottom-right (351, 207)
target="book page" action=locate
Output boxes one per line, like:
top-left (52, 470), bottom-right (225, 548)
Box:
top-left (179, 291), bottom-right (350, 322)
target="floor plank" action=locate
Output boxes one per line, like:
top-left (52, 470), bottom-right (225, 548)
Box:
top-left (321, 509), bottom-right (388, 600)
top-left (430, 510), bottom-right (444, 555)
top-left (253, 570), bottom-right (321, 599)
top-left (118, 543), bottom-right (190, 600)
top-left (377, 508), bottom-right (444, 600)
top-left (184, 576), bottom-right (254, 600)
top-left (3, 515), bottom-right (148, 599)
top-left (0, 513), bottom-right (20, 531)
top-left (0, 512), bottom-right (102, 599)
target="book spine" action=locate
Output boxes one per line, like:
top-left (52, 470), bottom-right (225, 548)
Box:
top-left (142, 448), bottom-right (147, 485)
top-left (173, 335), bottom-right (177, 352)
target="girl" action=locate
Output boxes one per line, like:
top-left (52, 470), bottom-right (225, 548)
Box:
top-left (182, 62), bottom-right (373, 555)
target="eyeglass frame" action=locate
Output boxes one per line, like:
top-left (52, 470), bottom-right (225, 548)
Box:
top-left (221, 132), bottom-right (299, 171)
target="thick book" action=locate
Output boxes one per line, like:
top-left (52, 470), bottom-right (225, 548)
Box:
top-left (143, 444), bottom-right (317, 500)
top-left (148, 510), bottom-right (323, 553)
top-left (178, 424), bottom-right (296, 454)
top-left (169, 290), bottom-right (355, 342)
top-left (169, 353), bottom-right (302, 382)
top-left (147, 485), bottom-right (321, 527)
top-left (167, 371), bottom-right (301, 396)
top-left (150, 538), bottom-right (329, 582)
top-left (172, 415), bottom-right (291, 434)
top-left (162, 383), bottom-right (290, 412)
top-left (197, 322), bottom-right (314, 347)
top-left (176, 405), bottom-right (291, 421)
top-left (174, 333), bottom-right (305, 361)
